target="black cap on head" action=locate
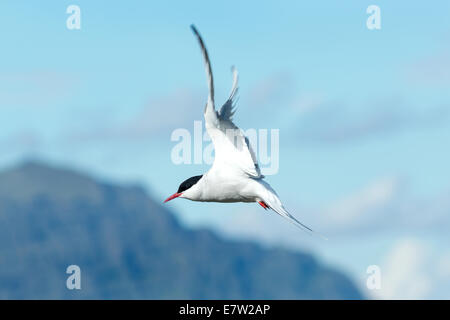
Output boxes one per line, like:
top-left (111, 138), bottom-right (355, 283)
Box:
top-left (177, 175), bottom-right (203, 193)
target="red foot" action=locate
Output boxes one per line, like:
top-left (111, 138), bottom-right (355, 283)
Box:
top-left (258, 201), bottom-right (269, 209)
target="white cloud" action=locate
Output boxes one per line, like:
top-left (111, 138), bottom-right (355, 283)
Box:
top-left (379, 238), bottom-right (432, 299)
top-left (0, 71), bottom-right (76, 108)
top-left (293, 98), bottom-right (450, 145)
top-left (246, 72), bottom-right (294, 108)
top-left (0, 131), bottom-right (42, 150)
top-left (316, 176), bottom-right (450, 235)
top-left (289, 92), bottom-right (325, 115)
top-left (324, 176), bottom-right (399, 229)
top-left (438, 254), bottom-right (450, 278)
top-left (66, 88), bottom-right (203, 143)
top-left (376, 238), bottom-right (450, 299)
top-left (214, 174), bottom-right (450, 242)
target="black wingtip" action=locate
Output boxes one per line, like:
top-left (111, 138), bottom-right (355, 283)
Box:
top-left (190, 24), bottom-right (198, 35)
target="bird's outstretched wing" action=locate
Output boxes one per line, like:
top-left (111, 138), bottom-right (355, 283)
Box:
top-left (191, 25), bottom-right (262, 178)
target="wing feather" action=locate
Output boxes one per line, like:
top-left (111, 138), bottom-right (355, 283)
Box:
top-left (190, 25), bottom-right (218, 127)
top-left (191, 25), bottom-right (261, 178)
top-left (219, 66), bottom-right (239, 121)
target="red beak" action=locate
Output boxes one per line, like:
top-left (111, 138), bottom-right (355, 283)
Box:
top-left (164, 192), bottom-right (182, 203)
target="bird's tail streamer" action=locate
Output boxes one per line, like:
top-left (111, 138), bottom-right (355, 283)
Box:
top-left (260, 182), bottom-right (328, 240)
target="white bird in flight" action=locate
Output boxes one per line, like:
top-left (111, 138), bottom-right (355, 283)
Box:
top-left (165, 25), bottom-right (319, 235)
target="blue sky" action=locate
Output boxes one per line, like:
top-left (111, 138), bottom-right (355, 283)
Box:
top-left (1, 1), bottom-right (450, 299)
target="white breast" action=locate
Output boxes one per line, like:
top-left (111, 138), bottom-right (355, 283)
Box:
top-left (181, 166), bottom-right (262, 203)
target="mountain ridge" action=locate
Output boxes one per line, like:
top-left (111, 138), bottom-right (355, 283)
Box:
top-left (0, 161), bottom-right (363, 299)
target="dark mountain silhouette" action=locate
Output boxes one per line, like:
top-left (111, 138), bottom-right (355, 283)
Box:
top-left (0, 161), bottom-right (363, 299)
